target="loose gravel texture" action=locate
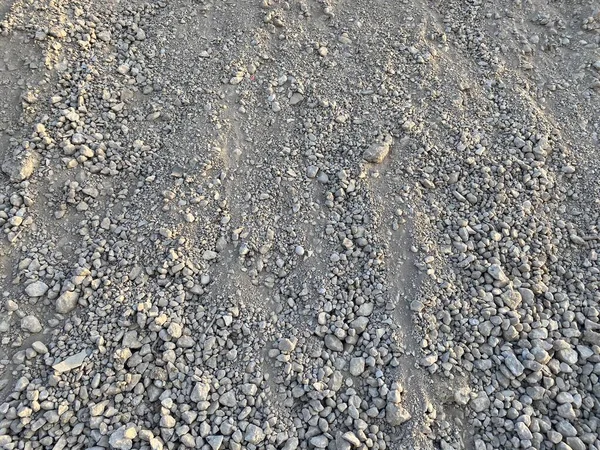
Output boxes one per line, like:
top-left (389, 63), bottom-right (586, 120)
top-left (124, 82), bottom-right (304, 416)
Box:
top-left (0, 0), bottom-right (599, 450)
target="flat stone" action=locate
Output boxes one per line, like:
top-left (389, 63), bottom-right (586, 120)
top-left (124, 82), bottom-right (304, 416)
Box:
top-left (52, 349), bottom-right (89, 374)
top-left (290, 93), bottom-right (304, 105)
top-left (202, 250), bottom-right (218, 260)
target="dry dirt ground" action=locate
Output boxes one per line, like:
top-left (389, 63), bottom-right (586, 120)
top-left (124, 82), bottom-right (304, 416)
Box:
top-left (0, 0), bottom-right (599, 449)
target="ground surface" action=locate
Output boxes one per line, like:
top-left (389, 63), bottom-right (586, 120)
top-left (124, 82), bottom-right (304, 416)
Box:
top-left (0, 0), bottom-right (599, 449)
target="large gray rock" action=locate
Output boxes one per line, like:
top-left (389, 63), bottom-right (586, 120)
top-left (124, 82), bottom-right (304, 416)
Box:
top-left (206, 435), bottom-right (223, 450)
top-left (21, 315), bottom-right (42, 333)
top-left (386, 403), bottom-right (411, 426)
top-left (2, 153), bottom-right (38, 182)
top-left (470, 392), bottom-right (490, 412)
top-left (56, 291), bottom-right (79, 314)
top-left (349, 357), bottom-right (365, 376)
top-left (25, 281), bottom-right (49, 297)
top-left (324, 334), bottom-right (343, 352)
top-left (244, 424), bottom-right (265, 444)
top-left (309, 435), bottom-right (329, 448)
top-left (191, 382), bottom-right (210, 402)
top-left (219, 390), bottom-right (236, 407)
top-left (109, 425), bottom-right (137, 450)
top-left (504, 352), bottom-right (524, 377)
top-left (278, 338), bottom-right (297, 353)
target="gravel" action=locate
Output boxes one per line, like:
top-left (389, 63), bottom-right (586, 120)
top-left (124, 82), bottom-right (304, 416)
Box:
top-left (0, 0), bottom-right (598, 449)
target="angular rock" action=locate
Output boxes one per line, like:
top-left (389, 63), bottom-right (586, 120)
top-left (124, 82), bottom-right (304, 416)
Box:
top-left (282, 437), bottom-right (299, 450)
top-left (21, 315), bottom-right (42, 333)
top-left (191, 382), bottom-right (210, 402)
top-left (31, 341), bottom-right (48, 354)
top-left (290, 93), bottom-right (304, 105)
top-left (349, 357), bottom-right (365, 376)
top-left (386, 403), bottom-right (411, 426)
top-left (470, 392), bottom-right (490, 412)
top-left (109, 425), bottom-right (137, 450)
top-left (219, 390), bottom-right (236, 407)
top-left (52, 349), bottom-right (89, 374)
top-left (244, 424), bottom-right (265, 445)
top-left (350, 317), bottom-right (369, 334)
top-left (206, 435), bottom-right (223, 450)
top-left (122, 331), bottom-right (142, 349)
top-left (341, 431), bottom-right (361, 447)
top-left (202, 250), bottom-right (218, 260)
top-left (583, 329), bottom-right (600, 346)
top-left (56, 291), bottom-right (79, 314)
top-left (324, 334), bottom-right (344, 352)
top-left (309, 435), bottom-right (329, 448)
top-left (487, 264), bottom-right (508, 283)
top-left (278, 338), bottom-right (297, 353)
top-left (2, 153), bottom-right (38, 182)
top-left (363, 138), bottom-right (392, 164)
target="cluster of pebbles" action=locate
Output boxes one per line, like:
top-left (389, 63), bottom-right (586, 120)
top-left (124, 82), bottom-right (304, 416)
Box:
top-left (0, 0), bottom-right (598, 449)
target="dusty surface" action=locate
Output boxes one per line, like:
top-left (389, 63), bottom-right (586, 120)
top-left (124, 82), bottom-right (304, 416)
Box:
top-left (0, 0), bottom-right (599, 449)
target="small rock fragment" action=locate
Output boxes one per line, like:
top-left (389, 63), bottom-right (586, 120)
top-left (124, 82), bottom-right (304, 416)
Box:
top-left (52, 350), bottom-right (89, 374)
top-left (363, 137), bottom-right (392, 163)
